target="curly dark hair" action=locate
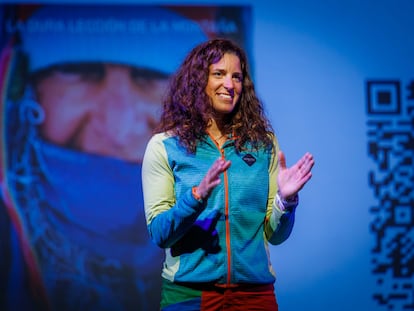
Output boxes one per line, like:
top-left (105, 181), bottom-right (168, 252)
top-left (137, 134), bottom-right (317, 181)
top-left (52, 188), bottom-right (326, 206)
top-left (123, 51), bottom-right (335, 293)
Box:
top-left (156, 38), bottom-right (274, 153)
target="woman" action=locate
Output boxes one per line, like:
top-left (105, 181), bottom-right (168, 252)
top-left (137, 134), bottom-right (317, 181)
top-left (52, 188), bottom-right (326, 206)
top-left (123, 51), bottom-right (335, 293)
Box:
top-left (142, 38), bottom-right (314, 311)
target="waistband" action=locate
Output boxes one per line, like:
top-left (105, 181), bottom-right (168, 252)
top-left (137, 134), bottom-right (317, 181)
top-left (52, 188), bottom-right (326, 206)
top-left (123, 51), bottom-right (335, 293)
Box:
top-left (174, 281), bottom-right (274, 293)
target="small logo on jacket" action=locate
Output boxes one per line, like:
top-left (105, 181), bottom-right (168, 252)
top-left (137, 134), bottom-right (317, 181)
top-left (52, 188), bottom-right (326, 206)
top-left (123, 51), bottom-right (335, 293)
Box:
top-left (242, 154), bottom-right (256, 166)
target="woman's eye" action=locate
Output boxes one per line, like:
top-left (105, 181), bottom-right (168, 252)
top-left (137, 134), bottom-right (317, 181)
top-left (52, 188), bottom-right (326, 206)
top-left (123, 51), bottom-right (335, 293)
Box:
top-left (54, 63), bottom-right (105, 82)
top-left (233, 75), bottom-right (242, 82)
top-left (130, 67), bottom-right (168, 86)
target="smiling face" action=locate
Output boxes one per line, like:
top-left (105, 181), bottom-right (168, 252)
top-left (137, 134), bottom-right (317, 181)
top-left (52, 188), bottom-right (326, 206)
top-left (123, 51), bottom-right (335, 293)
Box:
top-left (205, 53), bottom-right (243, 117)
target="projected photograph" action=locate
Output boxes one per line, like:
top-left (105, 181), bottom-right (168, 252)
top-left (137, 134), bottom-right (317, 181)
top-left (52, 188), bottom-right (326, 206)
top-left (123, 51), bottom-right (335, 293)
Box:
top-left (0, 4), bottom-right (252, 310)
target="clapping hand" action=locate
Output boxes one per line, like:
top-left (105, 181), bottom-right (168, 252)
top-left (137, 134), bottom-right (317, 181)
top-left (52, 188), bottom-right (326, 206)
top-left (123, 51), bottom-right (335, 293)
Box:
top-left (277, 151), bottom-right (314, 200)
top-left (195, 158), bottom-right (231, 200)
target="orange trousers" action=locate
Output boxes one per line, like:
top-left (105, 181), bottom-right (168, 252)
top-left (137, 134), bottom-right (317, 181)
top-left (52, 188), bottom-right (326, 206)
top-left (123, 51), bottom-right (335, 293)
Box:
top-left (200, 284), bottom-right (278, 311)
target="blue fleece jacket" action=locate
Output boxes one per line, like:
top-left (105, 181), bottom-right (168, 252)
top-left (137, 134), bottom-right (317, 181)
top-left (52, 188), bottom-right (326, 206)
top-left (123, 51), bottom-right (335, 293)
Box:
top-left (142, 132), bottom-right (297, 286)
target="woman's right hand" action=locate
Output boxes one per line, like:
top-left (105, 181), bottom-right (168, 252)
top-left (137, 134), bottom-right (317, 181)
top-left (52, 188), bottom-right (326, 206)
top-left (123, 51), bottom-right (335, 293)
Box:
top-left (194, 158), bottom-right (231, 200)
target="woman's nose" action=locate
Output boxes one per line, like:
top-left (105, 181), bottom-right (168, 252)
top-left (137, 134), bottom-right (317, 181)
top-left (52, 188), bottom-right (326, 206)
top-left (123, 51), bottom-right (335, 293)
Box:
top-left (223, 75), bottom-right (234, 89)
top-left (103, 66), bottom-right (135, 104)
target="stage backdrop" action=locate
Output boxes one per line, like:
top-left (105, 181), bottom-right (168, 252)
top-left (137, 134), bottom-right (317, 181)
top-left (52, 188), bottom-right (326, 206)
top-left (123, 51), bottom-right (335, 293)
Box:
top-left (1, 1), bottom-right (413, 311)
top-left (0, 4), bottom-right (252, 311)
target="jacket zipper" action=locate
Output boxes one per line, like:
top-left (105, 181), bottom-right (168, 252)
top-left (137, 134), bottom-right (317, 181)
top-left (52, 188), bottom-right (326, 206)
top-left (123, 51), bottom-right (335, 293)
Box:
top-left (208, 133), bottom-right (232, 285)
top-left (221, 148), bottom-right (231, 285)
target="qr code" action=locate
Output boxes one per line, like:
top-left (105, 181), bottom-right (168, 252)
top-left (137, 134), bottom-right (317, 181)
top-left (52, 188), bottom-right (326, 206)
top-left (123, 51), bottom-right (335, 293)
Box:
top-left (366, 79), bottom-right (414, 310)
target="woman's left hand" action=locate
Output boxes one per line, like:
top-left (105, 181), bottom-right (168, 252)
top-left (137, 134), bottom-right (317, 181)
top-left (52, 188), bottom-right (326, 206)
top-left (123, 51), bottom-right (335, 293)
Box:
top-left (277, 151), bottom-right (315, 200)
